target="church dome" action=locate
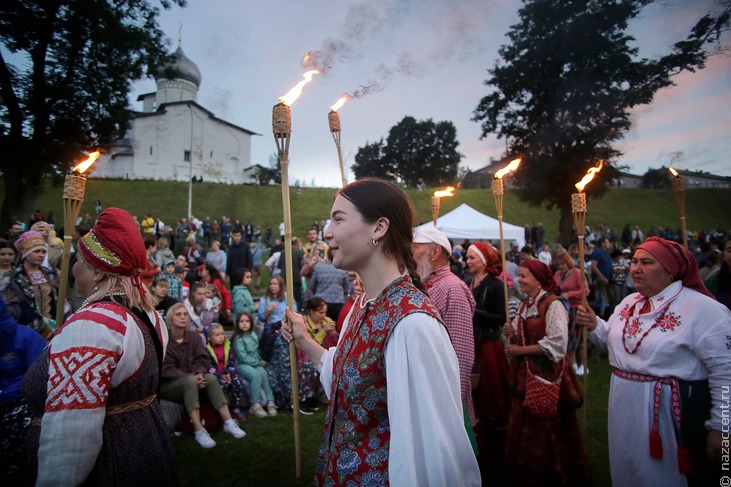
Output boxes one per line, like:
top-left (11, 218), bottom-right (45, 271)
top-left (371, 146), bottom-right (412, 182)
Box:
top-left (159, 47), bottom-right (202, 87)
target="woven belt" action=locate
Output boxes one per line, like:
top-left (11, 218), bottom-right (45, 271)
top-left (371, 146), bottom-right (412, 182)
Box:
top-left (30, 394), bottom-right (157, 425)
top-left (612, 369), bottom-right (693, 475)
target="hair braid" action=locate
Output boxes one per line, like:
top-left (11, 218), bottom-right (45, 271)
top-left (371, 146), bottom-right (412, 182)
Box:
top-left (403, 248), bottom-right (426, 293)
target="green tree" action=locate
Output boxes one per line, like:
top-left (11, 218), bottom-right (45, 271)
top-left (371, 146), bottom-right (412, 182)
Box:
top-left (351, 138), bottom-right (391, 181)
top-left (0, 0), bottom-right (186, 228)
top-left (473, 0), bottom-right (730, 245)
top-left (352, 116), bottom-right (463, 187)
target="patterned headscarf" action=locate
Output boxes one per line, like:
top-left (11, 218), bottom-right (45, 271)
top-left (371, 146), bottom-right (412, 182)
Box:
top-left (637, 237), bottom-right (713, 298)
top-left (15, 231), bottom-right (46, 260)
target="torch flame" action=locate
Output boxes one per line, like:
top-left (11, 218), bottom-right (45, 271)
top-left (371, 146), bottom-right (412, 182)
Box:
top-left (279, 70), bottom-right (320, 106)
top-left (574, 159), bottom-right (604, 192)
top-left (72, 151), bottom-right (101, 173)
top-left (330, 94), bottom-right (349, 112)
top-left (433, 186), bottom-right (455, 198)
top-left (669, 166), bottom-right (679, 177)
top-left (302, 52), bottom-right (312, 65)
top-left (494, 157), bottom-right (522, 179)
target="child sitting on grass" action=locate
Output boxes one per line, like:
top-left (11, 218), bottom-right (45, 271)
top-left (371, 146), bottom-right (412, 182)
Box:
top-left (231, 312), bottom-right (277, 418)
top-left (231, 268), bottom-right (257, 327)
top-left (206, 323), bottom-right (247, 421)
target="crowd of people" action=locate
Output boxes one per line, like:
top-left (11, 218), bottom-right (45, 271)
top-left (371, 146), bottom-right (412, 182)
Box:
top-left (0, 194), bottom-right (729, 486)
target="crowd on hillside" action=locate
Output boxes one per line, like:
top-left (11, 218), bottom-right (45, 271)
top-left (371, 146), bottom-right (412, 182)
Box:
top-left (1, 200), bottom-right (729, 485)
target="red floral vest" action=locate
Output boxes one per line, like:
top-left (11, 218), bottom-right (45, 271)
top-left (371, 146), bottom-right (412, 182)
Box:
top-left (315, 276), bottom-right (441, 486)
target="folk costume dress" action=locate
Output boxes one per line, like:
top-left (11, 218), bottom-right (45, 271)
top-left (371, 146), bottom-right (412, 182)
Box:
top-left (316, 275), bottom-right (481, 487)
top-left (590, 280), bottom-right (731, 486)
top-left (22, 301), bottom-right (177, 486)
top-left (504, 290), bottom-right (589, 486)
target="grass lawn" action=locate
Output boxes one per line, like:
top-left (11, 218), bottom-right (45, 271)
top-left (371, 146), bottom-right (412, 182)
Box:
top-left (173, 352), bottom-right (614, 486)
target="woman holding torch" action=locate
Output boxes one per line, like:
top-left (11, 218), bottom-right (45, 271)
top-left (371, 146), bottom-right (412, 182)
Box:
top-left (576, 237), bottom-right (731, 485)
top-left (282, 178), bottom-right (480, 486)
top-left (21, 208), bottom-right (178, 486)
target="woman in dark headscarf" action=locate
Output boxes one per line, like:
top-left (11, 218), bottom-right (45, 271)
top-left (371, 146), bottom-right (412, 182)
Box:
top-left (22, 208), bottom-right (179, 486)
top-left (577, 237), bottom-right (731, 486)
top-left (503, 259), bottom-right (589, 486)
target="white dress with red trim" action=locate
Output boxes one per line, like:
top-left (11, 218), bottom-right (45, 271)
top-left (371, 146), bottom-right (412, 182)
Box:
top-left (590, 280), bottom-right (731, 485)
top-left (22, 301), bottom-right (174, 486)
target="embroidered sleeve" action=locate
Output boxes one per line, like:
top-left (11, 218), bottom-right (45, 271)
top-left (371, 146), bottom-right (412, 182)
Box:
top-left (36, 305), bottom-right (144, 486)
top-left (538, 300), bottom-right (569, 362)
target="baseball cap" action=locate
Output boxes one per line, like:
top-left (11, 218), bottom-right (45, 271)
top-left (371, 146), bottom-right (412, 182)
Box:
top-left (413, 227), bottom-right (452, 255)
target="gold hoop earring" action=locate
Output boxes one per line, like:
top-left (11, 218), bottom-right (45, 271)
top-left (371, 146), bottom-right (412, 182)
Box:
top-left (372, 237), bottom-right (379, 247)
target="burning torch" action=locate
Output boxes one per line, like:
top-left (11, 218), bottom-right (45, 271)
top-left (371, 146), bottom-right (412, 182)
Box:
top-left (669, 167), bottom-right (688, 248)
top-left (492, 157), bottom-right (521, 324)
top-left (431, 186), bottom-right (455, 227)
top-left (328, 94), bottom-right (349, 187)
top-left (571, 159), bottom-right (603, 431)
top-left (272, 69), bottom-right (318, 478)
top-left (55, 151), bottom-right (100, 327)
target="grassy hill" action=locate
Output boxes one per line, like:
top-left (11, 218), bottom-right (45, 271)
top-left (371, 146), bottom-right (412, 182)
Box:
top-left (11, 178), bottom-right (731, 242)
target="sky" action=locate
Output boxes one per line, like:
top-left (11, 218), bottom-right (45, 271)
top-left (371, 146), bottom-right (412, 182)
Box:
top-left (131, 0), bottom-right (731, 187)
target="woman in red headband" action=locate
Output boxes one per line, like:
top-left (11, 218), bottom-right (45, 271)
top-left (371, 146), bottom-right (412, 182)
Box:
top-left (503, 259), bottom-right (589, 485)
top-left (22, 208), bottom-right (179, 486)
top-left (577, 237), bottom-right (731, 485)
top-left (464, 241), bottom-right (511, 473)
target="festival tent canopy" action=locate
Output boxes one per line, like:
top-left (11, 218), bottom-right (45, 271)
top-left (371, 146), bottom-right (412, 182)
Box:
top-left (416, 203), bottom-right (525, 248)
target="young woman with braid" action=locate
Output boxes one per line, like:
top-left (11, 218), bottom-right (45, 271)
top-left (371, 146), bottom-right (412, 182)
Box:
top-left (282, 178), bottom-right (480, 486)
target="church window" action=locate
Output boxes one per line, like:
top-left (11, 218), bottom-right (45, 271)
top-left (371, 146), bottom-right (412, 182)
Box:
top-left (183, 150), bottom-right (191, 162)
top-left (150, 146), bottom-right (153, 155)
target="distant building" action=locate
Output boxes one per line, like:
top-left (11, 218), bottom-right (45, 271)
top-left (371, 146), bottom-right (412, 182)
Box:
top-left (92, 46), bottom-right (260, 184)
top-left (615, 172), bottom-right (643, 188)
top-left (673, 169), bottom-right (731, 189)
top-left (462, 157), bottom-right (519, 189)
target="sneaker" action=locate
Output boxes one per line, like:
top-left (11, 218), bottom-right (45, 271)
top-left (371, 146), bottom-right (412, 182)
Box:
top-left (575, 364), bottom-right (585, 376)
top-left (299, 405), bottom-right (316, 415)
top-left (194, 428), bottom-right (216, 449)
top-left (232, 408), bottom-right (246, 421)
top-left (266, 402), bottom-right (278, 417)
top-left (223, 419), bottom-right (246, 439)
top-left (250, 403), bottom-right (268, 419)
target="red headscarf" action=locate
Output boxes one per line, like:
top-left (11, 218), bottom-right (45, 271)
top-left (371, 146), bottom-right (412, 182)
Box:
top-left (79, 208), bottom-right (149, 296)
top-left (521, 260), bottom-right (558, 294)
top-left (469, 241), bottom-right (502, 277)
top-left (637, 237), bottom-right (713, 298)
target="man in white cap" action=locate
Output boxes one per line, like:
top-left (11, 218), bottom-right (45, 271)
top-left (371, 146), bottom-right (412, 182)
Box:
top-left (412, 227), bottom-right (477, 427)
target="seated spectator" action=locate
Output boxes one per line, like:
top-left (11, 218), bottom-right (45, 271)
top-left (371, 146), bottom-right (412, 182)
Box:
top-left (151, 277), bottom-right (178, 320)
top-left (160, 303), bottom-right (246, 449)
top-left (231, 268), bottom-right (257, 326)
top-left (160, 260), bottom-right (183, 301)
top-left (198, 264), bottom-right (231, 323)
top-left (205, 324), bottom-right (247, 421)
top-left (184, 283), bottom-right (216, 340)
top-left (231, 312), bottom-right (277, 418)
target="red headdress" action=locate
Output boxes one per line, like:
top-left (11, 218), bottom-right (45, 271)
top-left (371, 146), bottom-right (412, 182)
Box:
top-left (521, 259), bottom-right (558, 294)
top-left (637, 237), bottom-right (712, 298)
top-left (79, 208), bottom-right (149, 297)
top-left (469, 241), bottom-right (502, 277)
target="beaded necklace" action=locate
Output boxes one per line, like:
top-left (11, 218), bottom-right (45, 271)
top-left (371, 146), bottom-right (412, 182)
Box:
top-left (621, 288), bottom-right (682, 354)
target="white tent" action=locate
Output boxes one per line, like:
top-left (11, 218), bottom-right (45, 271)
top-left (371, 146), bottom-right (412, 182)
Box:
top-left (416, 203), bottom-right (525, 247)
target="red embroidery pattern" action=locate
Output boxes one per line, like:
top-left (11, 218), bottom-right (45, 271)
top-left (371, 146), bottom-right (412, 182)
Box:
top-left (619, 304), bottom-right (632, 320)
top-left (657, 313), bottom-right (679, 332)
top-left (625, 319), bottom-right (641, 338)
top-left (46, 346), bottom-right (116, 412)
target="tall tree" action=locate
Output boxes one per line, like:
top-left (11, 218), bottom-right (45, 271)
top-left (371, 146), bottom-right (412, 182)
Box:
top-left (352, 116), bottom-right (463, 187)
top-left (0, 0), bottom-right (186, 228)
top-left (473, 0), bottom-right (730, 245)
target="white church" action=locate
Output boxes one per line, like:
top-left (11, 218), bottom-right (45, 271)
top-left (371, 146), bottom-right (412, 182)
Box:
top-left (92, 46), bottom-right (259, 184)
